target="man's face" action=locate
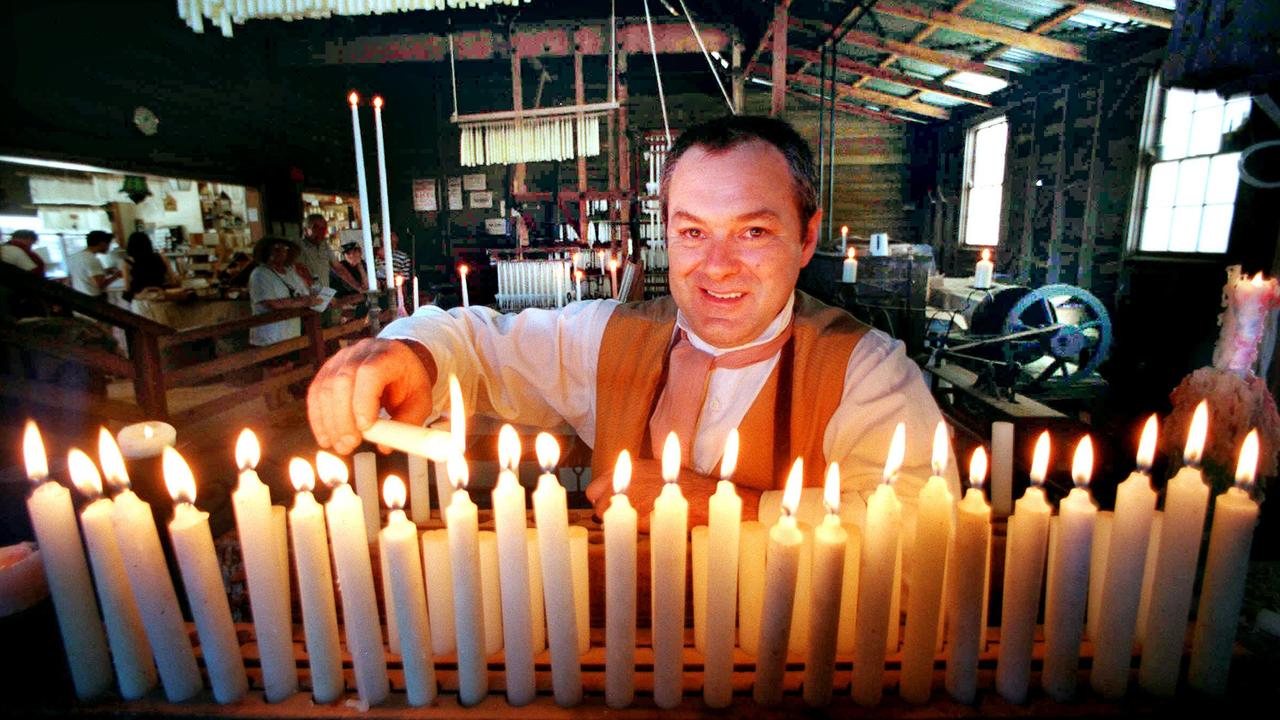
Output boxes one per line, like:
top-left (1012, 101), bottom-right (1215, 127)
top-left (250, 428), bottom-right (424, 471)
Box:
top-left (665, 141), bottom-right (819, 348)
top-left (306, 218), bottom-right (328, 242)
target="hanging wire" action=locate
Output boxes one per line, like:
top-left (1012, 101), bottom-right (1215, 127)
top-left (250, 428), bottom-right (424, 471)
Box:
top-left (642, 0), bottom-right (672, 148)
top-left (676, 0), bottom-right (734, 114)
top-left (448, 31), bottom-right (459, 118)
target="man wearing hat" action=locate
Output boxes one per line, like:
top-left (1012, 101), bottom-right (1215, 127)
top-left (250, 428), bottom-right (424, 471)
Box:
top-left (67, 230), bottom-right (121, 298)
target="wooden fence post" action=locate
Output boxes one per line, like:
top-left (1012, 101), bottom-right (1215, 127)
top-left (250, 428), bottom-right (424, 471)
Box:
top-left (128, 330), bottom-right (168, 419)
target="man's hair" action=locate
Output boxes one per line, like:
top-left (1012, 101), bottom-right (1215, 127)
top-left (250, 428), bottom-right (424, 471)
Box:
top-left (9, 229), bottom-right (37, 243)
top-left (86, 230), bottom-right (113, 249)
top-left (659, 115), bottom-right (818, 227)
top-left (305, 213), bottom-right (326, 226)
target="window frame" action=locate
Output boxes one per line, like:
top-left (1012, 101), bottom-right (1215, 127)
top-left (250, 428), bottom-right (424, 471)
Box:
top-left (959, 114), bottom-right (1010, 248)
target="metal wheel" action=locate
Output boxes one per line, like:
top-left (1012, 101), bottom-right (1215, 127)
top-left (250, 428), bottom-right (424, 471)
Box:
top-left (1002, 284), bottom-right (1112, 384)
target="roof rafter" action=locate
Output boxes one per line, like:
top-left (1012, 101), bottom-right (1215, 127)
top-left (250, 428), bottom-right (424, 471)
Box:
top-left (1080, 1), bottom-right (1174, 29)
top-left (872, 0), bottom-right (1090, 62)
top-left (786, 87), bottom-right (908, 124)
top-left (785, 70), bottom-right (950, 119)
top-left (790, 46), bottom-right (991, 106)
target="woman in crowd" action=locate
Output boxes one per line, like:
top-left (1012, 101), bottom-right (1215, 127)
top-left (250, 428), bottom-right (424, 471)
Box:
top-left (123, 231), bottom-right (174, 305)
top-left (247, 236), bottom-right (317, 348)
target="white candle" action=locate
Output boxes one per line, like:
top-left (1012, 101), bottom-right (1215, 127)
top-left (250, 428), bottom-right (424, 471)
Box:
top-left (360, 419), bottom-right (453, 461)
top-left (67, 449), bottom-right (155, 700)
top-left (22, 423), bottom-right (112, 701)
top-left (348, 91), bottom-right (377, 291)
top-left (316, 451), bottom-right (389, 707)
top-left (974, 248), bottom-right (994, 289)
top-left (852, 423), bottom-right (906, 706)
top-left (287, 458), bottom-right (343, 704)
top-left (491, 425), bottom-right (535, 705)
top-left (651, 432), bottom-right (689, 709)
top-left (692, 525), bottom-right (708, 654)
top-left (996, 430), bottom-right (1052, 704)
top-left (379, 509), bottom-right (400, 657)
top-left (353, 451), bottom-right (381, 544)
top-left (459, 264), bottom-right (471, 308)
top-left (569, 525), bottom-right (590, 655)
top-left (703, 430), bottom-right (741, 708)
top-left (991, 421), bottom-right (1014, 517)
top-left (231, 430), bottom-right (297, 702)
top-left (381, 475), bottom-right (437, 706)
top-left (1042, 435), bottom-right (1099, 701)
top-left (608, 257), bottom-right (619, 299)
top-left (842, 247), bottom-right (858, 283)
top-left (803, 463), bottom-right (849, 708)
top-left (575, 268), bottom-right (584, 302)
top-left (753, 458), bottom-right (805, 707)
top-left (1087, 511), bottom-right (1113, 643)
top-left (526, 527), bottom-right (547, 654)
top-left (1091, 419), bottom-right (1159, 700)
top-left (604, 451), bottom-right (637, 708)
top-left (945, 447), bottom-right (992, 704)
top-left (98, 429), bottom-right (201, 703)
top-left (840, 224), bottom-right (849, 253)
top-left (738, 520), bottom-right (766, 657)
top-left (480, 531), bottom-right (504, 657)
top-left (900, 422), bottom-right (956, 704)
top-left (372, 96), bottom-right (395, 308)
top-left (532, 433), bottom-right (582, 706)
top-left (790, 526), bottom-right (813, 655)
top-left (1214, 270), bottom-right (1280, 372)
top-left (421, 529), bottom-right (456, 655)
top-left (408, 453), bottom-right (431, 525)
top-left (116, 421), bottom-right (176, 459)
top-left (836, 523), bottom-right (862, 656)
top-left (446, 377), bottom-right (487, 703)
top-left (1189, 429), bottom-right (1261, 695)
top-left (412, 274), bottom-right (420, 311)
top-left (163, 447), bottom-right (248, 704)
top-left (1141, 405), bottom-right (1211, 696)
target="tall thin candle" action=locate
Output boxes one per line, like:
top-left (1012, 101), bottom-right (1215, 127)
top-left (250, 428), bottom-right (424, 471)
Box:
top-left (491, 425), bottom-right (535, 705)
top-left (753, 458), bottom-right (804, 707)
top-left (945, 447), bottom-right (992, 703)
top-left (604, 450), bottom-right (637, 708)
top-left (803, 463), bottom-right (848, 708)
top-left (287, 458), bottom-right (343, 704)
top-left (703, 430), bottom-right (742, 708)
top-left (381, 475), bottom-right (437, 706)
top-left (651, 432), bottom-right (688, 709)
top-left (446, 450), bottom-right (489, 706)
top-left (532, 433), bottom-right (582, 706)
top-left (348, 91), bottom-right (377, 290)
top-left (1042, 435), bottom-right (1098, 700)
top-left (372, 96), bottom-right (395, 308)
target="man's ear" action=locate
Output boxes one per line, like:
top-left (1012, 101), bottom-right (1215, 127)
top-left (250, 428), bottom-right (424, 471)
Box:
top-left (800, 208), bottom-right (822, 266)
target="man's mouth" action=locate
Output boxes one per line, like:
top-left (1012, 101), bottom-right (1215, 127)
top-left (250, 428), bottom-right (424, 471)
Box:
top-left (703, 289), bottom-right (744, 300)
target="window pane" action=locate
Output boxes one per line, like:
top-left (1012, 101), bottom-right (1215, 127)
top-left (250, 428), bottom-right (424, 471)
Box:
top-left (1169, 205), bottom-right (1203, 251)
top-left (964, 186), bottom-right (1001, 246)
top-left (1165, 87), bottom-right (1196, 119)
top-left (1146, 161), bottom-right (1178, 208)
top-left (1205, 153), bottom-right (1241, 204)
top-left (1139, 207), bottom-right (1172, 252)
top-left (1189, 104), bottom-right (1225, 156)
top-left (1159, 112), bottom-right (1191, 160)
top-left (973, 121), bottom-right (1008, 185)
top-left (1175, 157), bottom-right (1210, 206)
top-left (1223, 95), bottom-right (1252, 134)
top-left (1197, 204), bottom-right (1234, 253)
top-left (1193, 89), bottom-right (1224, 110)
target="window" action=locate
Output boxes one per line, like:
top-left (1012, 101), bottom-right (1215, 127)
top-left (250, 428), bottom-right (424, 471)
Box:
top-left (1135, 86), bottom-right (1252, 253)
top-left (961, 116), bottom-right (1008, 247)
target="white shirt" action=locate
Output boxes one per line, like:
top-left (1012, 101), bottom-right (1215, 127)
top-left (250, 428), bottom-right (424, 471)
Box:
top-left (297, 239), bottom-right (332, 290)
top-left (1, 244), bottom-right (37, 272)
top-left (381, 297), bottom-right (961, 527)
top-left (67, 248), bottom-right (106, 296)
top-left (248, 265), bottom-right (308, 346)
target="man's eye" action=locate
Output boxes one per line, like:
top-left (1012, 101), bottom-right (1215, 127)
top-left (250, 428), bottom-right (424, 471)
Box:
top-left (745, 227), bottom-right (771, 239)
top-left (680, 228), bottom-right (705, 240)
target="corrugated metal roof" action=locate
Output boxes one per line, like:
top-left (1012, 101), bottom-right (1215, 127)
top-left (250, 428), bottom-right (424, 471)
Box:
top-left (961, 0), bottom-right (1071, 31)
top-left (862, 78), bottom-right (916, 96)
top-left (917, 92), bottom-right (966, 108)
top-left (894, 56), bottom-right (951, 79)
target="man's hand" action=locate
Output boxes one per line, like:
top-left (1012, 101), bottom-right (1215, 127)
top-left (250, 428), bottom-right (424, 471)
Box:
top-left (307, 338), bottom-right (436, 455)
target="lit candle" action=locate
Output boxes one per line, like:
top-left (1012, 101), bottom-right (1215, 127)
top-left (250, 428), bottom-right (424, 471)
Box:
top-left (480, 531), bottom-right (503, 656)
top-left (835, 522), bottom-right (862, 657)
top-left (67, 449), bottom-right (155, 700)
top-left (900, 421), bottom-right (955, 704)
top-left (491, 425), bottom-right (535, 705)
top-left (1141, 405), bottom-right (1211, 696)
top-left (231, 429), bottom-right (297, 702)
top-left (421, 529), bottom-right (455, 655)
top-left (360, 419), bottom-right (453, 461)
top-left (945, 447), bottom-right (992, 703)
top-left (974, 248), bottom-right (994, 289)
top-left (317, 450), bottom-right (390, 707)
top-left (380, 474), bottom-right (437, 706)
top-left (852, 422), bottom-right (906, 706)
top-left (348, 91), bottom-right (377, 291)
top-left (996, 430), bottom-right (1052, 704)
top-left (569, 525), bottom-right (590, 655)
top-left (459, 263), bottom-right (471, 308)
top-left (604, 450), bottom-right (637, 709)
top-left (99, 429), bottom-right (201, 703)
top-left (408, 453), bottom-right (431, 525)
top-left (1087, 510), bottom-right (1113, 644)
top-left (116, 420), bottom-right (176, 460)
top-left (1189, 428), bottom-right (1262, 695)
top-left (842, 247), bottom-right (857, 284)
top-left (372, 96), bottom-right (396, 308)
top-left (753, 458), bottom-right (804, 707)
top-left (446, 450), bottom-right (489, 706)
top-left (703, 430), bottom-right (742, 708)
top-left (840, 224), bottom-right (849, 253)
top-left (1041, 434), bottom-right (1099, 701)
top-left (412, 274), bottom-right (420, 312)
top-left (693, 526), bottom-right (708, 653)
top-left (651, 432), bottom-right (689, 709)
top-left (1214, 270), bottom-right (1280, 372)
top-left (1091, 417), bottom-right (1159, 700)
top-left (22, 422), bottom-right (112, 700)
top-left (737, 520), bottom-right (767, 657)
top-left (608, 257), bottom-right (619, 299)
top-left (353, 451), bottom-right (381, 544)
top-left (803, 462), bottom-right (848, 707)
top-left (575, 268), bottom-right (584, 302)
top-left (163, 447), bottom-right (248, 704)
top-left (526, 527), bottom-right (547, 654)
top-left (532, 432), bottom-right (582, 706)
top-left (287, 458), bottom-right (343, 704)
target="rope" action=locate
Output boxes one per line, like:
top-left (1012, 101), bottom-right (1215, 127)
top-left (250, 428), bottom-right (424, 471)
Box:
top-left (676, 0), bottom-right (733, 114)
top-left (642, 0), bottom-right (672, 149)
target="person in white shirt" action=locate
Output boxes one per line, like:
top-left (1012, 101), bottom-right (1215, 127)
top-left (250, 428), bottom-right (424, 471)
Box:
top-left (247, 237), bottom-right (319, 347)
top-left (305, 115), bottom-right (958, 530)
top-left (1, 230), bottom-right (45, 276)
top-left (67, 231), bottom-right (120, 297)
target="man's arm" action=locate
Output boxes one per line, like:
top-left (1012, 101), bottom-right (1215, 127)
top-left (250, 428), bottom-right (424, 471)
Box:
top-left (331, 259), bottom-right (361, 290)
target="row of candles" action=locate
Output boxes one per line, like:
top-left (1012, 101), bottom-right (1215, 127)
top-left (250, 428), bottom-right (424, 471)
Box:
top-left (479, 252), bottom-right (624, 312)
top-left (21, 390), bottom-right (1260, 709)
top-left (459, 114), bottom-right (603, 168)
top-left (346, 91), bottom-right (399, 313)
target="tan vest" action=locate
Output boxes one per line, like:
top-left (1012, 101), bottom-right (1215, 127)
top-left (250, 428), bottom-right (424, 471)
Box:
top-left (593, 291), bottom-right (871, 491)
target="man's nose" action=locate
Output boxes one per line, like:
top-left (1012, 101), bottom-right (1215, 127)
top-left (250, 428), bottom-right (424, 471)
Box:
top-left (699, 235), bottom-right (740, 278)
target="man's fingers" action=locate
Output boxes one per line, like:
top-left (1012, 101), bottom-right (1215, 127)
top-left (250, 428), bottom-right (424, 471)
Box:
top-left (323, 364), bottom-right (361, 455)
top-left (584, 474), bottom-right (610, 504)
top-left (351, 359), bottom-right (388, 432)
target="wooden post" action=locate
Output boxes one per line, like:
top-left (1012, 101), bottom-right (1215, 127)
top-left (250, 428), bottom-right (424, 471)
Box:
top-left (512, 51), bottom-right (526, 195)
top-left (732, 33), bottom-right (745, 114)
top-left (770, 2), bottom-right (788, 117)
top-left (128, 330), bottom-right (168, 420)
top-left (617, 52), bottom-right (631, 250)
top-left (304, 312), bottom-right (326, 373)
top-left (575, 50), bottom-right (590, 246)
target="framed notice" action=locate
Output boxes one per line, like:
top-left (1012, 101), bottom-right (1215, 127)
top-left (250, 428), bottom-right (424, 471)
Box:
top-left (469, 191), bottom-right (493, 209)
top-left (412, 179), bottom-right (438, 212)
top-left (447, 177), bottom-right (463, 211)
top-left (462, 173), bottom-right (486, 191)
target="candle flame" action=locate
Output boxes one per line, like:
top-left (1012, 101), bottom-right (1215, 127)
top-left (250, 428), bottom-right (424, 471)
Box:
top-left (458, 263), bottom-right (470, 277)
top-left (613, 450), bottom-right (632, 495)
top-left (447, 449), bottom-right (469, 491)
top-left (931, 420), bottom-right (949, 476)
top-left (1185, 402), bottom-right (1208, 466)
top-left (23, 420), bottom-right (48, 482)
top-left (575, 268), bottom-right (585, 281)
top-left (1072, 435), bottom-right (1094, 489)
top-left (608, 258), bottom-right (619, 271)
top-left (163, 446), bottom-right (196, 505)
top-left (662, 431), bottom-right (681, 483)
top-left (315, 450), bottom-right (349, 488)
top-left (348, 90), bottom-right (359, 106)
top-left (824, 462), bottom-right (840, 514)
top-left (289, 457), bottom-right (316, 494)
top-left (1030, 431), bottom-right (1051, 486)
top-left (847, 247), bottom-right (856, 260)
top-left (498, 424), bottom-right (521, 471)
top-left (883, 422), bottom-right (906, 484)
top-left (841, 225), bottom-right (848, 236)
top-left (782, 458), bottom-right (803, 516)
top-left (969, 446), bottom-right (988, 490)
top-left (721, 428), bottom-right (739, 480)
top-left (1134, 413), bottom-right (1158, 471)
top-left (235, 428), bottom-right (260, 471)
top-left (449, 374), bottom-right (465, 451)
top-left (143, 424), bottom-right (155, 440)
top-left (980, 248), bottom-right (991, 262)
top-left (394, 274), bottom-right (404, 288)
top-left (68, 448), bottom-right (103, 500)
top-left (535, 432), bottom-right (559, 472)
top-left (1252, 272), bottom-right (1265, 286)
top-left (1235, 429), bottom-right (1259, 490)
top-left (383, 474), bottom-right (407, 510)
top-left (98, 427), bottom-right (130, 492)
top-left (373, 95), bottom-right (384, 109)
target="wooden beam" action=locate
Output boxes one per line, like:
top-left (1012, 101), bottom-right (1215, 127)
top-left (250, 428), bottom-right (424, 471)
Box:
top-left (744, 0), bottom-right (790, 78)
top-left (771, 1), bottom-right (788, 116)
top-left (575, 50), bottom-right (589, 244)
top-left (1080, 1), bottom-right (1174, 29)
top-left (872, 1), bottom-right (1089, 62)
top-left (785, 88), bottom-right (907, 124)
top-left (511, 52), bottom-right (526, 194)
top-left (826, 25), bottom-right (1014, 81)
top-left (732, 34), bottom-right (745, 113)
top-left (786, 72), bottom-right (950, 119)
top-left (855, 0), bottom-right (978, 89)
top-left (790, 47), bottom-right (992, 106)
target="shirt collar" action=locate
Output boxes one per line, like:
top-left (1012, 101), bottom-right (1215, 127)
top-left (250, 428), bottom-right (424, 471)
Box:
top-left (675, 293), bottom-right (795, 356)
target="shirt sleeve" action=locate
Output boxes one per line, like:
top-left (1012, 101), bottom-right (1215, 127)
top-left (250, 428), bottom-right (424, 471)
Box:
top-left (248, 267), bottom-right (277, 309)
top-left (2, 247), bottom-right (36, 271)
top-left (379, 300), bottom-right (617, 443)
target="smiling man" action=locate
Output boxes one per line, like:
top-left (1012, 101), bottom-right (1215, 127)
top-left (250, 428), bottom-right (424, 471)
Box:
top-left (306, 115), bottom-right (957, 528)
